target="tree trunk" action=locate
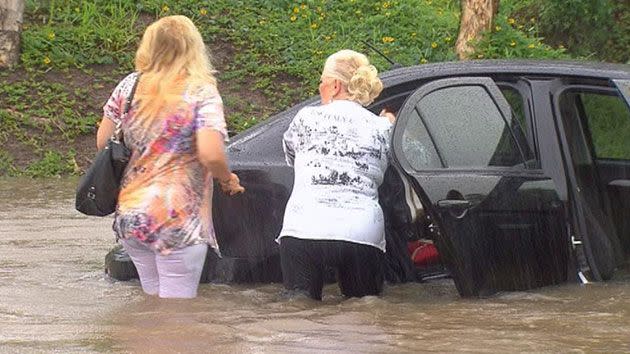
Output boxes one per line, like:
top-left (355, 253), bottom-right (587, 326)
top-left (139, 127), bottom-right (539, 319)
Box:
top-left (0, 0), bottom-right (25, 68)
top-left (455, 0), bottom-right (500, 60)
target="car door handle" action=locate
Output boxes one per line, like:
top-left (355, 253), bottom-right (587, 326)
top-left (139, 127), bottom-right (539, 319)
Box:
top-left (436, 199), bottom-right (471, 209)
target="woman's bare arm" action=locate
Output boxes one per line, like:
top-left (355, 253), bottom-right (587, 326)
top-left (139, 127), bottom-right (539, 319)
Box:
top-left (196, 128), bottom-right (244, 195)
top-left (96, 117), bottom-right (116, 150)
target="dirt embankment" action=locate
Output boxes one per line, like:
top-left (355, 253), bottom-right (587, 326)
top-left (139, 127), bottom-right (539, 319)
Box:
top-left (1, 40), bottom-right (302, 174)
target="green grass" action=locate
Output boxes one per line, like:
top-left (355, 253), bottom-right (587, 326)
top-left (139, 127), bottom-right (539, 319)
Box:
top-left (0, 75), bottom-right (102, 139)
top-left (22, 0), bottom-right (140, 69)
top-left (582, 93), bottom-right (630, 160)
top-left (21, 0), bottom-right (570, 87)
top-left (0, 0), bottom-right (625, 177)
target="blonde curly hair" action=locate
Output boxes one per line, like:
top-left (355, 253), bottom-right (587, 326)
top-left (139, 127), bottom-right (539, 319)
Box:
top-left (321, 49), bottom-right (383, 106)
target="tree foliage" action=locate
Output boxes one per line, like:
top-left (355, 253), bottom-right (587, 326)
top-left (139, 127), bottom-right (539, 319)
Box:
top-left (509, 0), bottom-right (629, 63)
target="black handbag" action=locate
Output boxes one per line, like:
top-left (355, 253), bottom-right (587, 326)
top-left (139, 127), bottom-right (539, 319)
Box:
top-left (75, 74), bottom-right (140, 216)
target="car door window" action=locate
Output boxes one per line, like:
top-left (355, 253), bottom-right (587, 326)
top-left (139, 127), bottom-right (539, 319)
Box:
top-left (401, 108), bottom-right (442, 169)
top-left (500, 86), bottom-right (535, 165)
top-left (401, 85), bottom-right (525, 169)
top-left (501, 87), bottom-right (527, 130)
top-left (571, 91), bottom-right (630, 160)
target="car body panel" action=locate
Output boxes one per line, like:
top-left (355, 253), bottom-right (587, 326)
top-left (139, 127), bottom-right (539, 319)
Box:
top-left (100, 60), bottom-right (630, 291)
top-left (208, 60), bottom-right (630, 288)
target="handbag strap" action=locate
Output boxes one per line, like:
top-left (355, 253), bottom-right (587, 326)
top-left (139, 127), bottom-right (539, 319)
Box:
top-left (123, 72), bottom-right (141, 115)
top-left (113, 73), bottom-right (141, 142)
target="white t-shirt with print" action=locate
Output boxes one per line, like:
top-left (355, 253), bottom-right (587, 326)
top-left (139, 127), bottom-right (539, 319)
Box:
top-left (278, 100), bottom-right (393, 251)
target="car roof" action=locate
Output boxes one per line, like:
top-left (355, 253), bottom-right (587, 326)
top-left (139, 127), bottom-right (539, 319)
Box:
top-left (380, 59), bottom-right (630, 85)
top-left (229, 60), bottom-right (630, 148)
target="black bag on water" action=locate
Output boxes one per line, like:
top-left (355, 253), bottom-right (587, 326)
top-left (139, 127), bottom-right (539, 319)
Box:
top-left (75, 74), bottom-right (140, 216)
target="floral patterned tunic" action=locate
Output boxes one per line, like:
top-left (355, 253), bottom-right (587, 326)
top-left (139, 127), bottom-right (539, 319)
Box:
top-left (103, 73), bottom-right (227, 255)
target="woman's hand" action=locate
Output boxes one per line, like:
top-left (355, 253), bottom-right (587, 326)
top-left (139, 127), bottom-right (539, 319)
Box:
top-left (219, 173), bottom-right (245, 196)
top-left (379, 109), bottom-right (396, 123)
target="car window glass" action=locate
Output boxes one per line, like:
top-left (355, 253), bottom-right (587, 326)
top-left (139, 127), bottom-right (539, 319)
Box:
top-left (558, 91), bottom-right (593, 165)
top-left (500, 87), bottom-right (527, 131)
top-left (568, 90), bottom-right (630, 160)
top-left (613, 79), bottom-right (630, 108)
top-left (500, 87), bottom-right (535, 165)
top-left (416, 85), bottom-right (524, 168)
top-left (558, 90), bottom-right (611, 224)
top-left (401, 108), bottom-right (442, 169)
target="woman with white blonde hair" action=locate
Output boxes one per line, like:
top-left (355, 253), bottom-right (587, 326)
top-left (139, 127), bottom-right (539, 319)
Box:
top-left (277, 49), bottom-right (393, 300)
top-left (96, 15), bottom-right (244, 299)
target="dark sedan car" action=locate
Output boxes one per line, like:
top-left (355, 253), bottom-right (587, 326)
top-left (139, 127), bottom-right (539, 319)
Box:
top-left (107, 60), bottom-right (630, 297)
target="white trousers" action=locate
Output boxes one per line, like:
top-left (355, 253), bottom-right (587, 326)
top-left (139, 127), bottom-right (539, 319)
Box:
top-left (121, 237), bottom-right (208, 298)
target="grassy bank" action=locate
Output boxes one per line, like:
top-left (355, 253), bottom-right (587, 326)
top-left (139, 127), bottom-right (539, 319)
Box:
top-left (1, 0), bottom-right (621, 177)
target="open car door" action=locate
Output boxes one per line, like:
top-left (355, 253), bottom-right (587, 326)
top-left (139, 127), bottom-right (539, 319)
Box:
top-left (551, 78), bottom-right (630, 281)
top-left (391, 77), bottom-right (570, 297)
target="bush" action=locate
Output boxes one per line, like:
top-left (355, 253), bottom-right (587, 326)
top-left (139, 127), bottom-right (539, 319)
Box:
top-left (505, 0), bottom-right (629, 63)
top-left (472, 13), bottom-right (568, 60)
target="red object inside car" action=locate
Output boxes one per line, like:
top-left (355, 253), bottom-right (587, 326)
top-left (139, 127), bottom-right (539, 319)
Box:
top-left (408, 240), bottom-right (440, 266)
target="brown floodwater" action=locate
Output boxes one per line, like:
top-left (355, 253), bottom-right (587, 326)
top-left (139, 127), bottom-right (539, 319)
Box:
top-left (0, 177), bottom-right (629, 353)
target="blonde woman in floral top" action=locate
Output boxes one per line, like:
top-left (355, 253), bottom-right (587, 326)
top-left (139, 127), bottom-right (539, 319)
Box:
top-left (97, 16), bottom-right (244, 299)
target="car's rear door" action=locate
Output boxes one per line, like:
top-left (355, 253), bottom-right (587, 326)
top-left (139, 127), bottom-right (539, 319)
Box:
top-left (607, 80), bottom-right (630, 257)
top-left (552, 78), bottom-right (630, 279)
top-left (391, 77), bottom-right (570, 297)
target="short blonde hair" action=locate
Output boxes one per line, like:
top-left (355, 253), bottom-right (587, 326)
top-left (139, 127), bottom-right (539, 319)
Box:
top-left (321, 49), bottom-right (383, 106)
top-left (134, 15), bottom-right (217, 119)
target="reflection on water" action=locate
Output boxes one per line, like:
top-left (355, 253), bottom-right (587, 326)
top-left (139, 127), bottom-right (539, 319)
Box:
top-left (0, 177), bottom-right (629, 353)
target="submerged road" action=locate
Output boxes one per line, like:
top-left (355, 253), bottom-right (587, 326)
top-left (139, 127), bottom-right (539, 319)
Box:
top-left (0, 177), bottom-right (629, 353)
